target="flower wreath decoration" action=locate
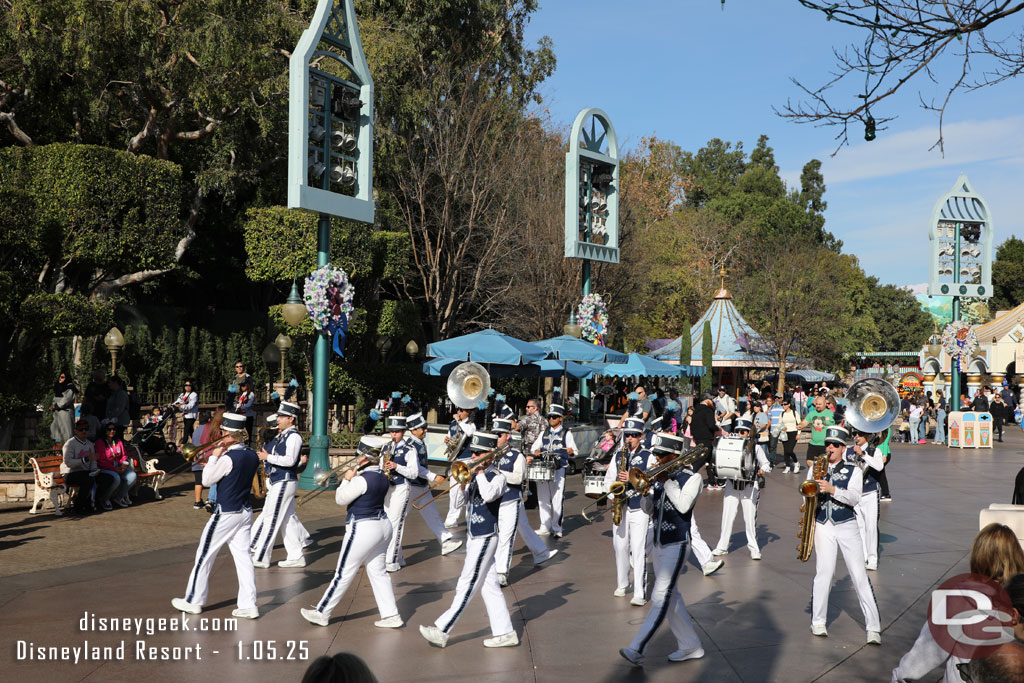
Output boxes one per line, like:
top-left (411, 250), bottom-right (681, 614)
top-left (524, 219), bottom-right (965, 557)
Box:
top-left (304, 264), bottom-right (355, 357)
top-left (941, 320), bottom-right (978, 373)
top-left (577, 293), bottom-right (608, 346)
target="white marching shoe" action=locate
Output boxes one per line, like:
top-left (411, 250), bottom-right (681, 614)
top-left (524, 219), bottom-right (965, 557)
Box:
top-left (811, 623), bottom-right (828, 637)
top-left (668, 646), bottom-right (705, 662)
top-left (498, 573), bottom-right (509, 587)
top-left (441, 539), bottom-right (463, 555)
top-left (613, 587), bottom-right (628, 597)
top-left (171, 598), bottom-right (202, 615)
top-left (534, 548), bottom-right (559, 565)
top-left (419, 624), bottom-right (449, 648)
top-left (278, 558), bottom-right (306, 568)
top-left (374, 615), bottom-right (404, 629)
top-left (702, 559), bottom-right (724, 576)
top-left (232, 607), bottom-right (259, 619)
top-left (619, 647), bottom-right (644, 667)
top-left (300, 607), bottom-right (329, 627)
top-left (483, 632), bottom-right (519, 648)
top-left (867, 630), bottom-right (882, 645)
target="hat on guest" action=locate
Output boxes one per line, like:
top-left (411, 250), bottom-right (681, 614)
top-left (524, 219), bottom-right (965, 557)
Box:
top-left (546, 404), bottom-right (565, 418)
top-left (405, 412), bottom-right (426, 430)
top-left (622, 417), bottom-right (645, 435)
top-left (470, 432), bottom-right (499, 452)
top-left (492, 418), bottom-right (513, 434)
top-left (222, 412), bottom-right (246, 433)
top-left (386, 415), bottom-right (407, 432)
top-left (824, 425), bottom-right (850, 445)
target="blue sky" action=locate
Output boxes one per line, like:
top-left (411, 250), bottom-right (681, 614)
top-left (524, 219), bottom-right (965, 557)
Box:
top-left (524, 0), bottom-right (1024, 287)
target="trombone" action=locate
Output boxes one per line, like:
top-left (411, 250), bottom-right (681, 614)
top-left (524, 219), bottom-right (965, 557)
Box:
top-left (297, 448), bottom-right (382, 506)
top-left (167, 430), bottom-right (249, 477)
top-left (411, 444), bottom-right (508, 511)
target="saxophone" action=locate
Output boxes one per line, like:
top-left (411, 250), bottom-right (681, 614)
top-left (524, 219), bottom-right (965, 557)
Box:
top-left (611, 444), bottom-right (629, 526)
top-left (797, 455), bottom-right (828, 562)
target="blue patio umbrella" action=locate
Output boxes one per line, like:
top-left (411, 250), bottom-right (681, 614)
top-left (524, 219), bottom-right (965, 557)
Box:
top-left (534, 335), bottom-right (628, 363)
top-left (422, 357), bottom-right (593, 379)
top-left (600, 353), bottom-right (705, 378)
top-left (426, 329), bottom-right (549, 365)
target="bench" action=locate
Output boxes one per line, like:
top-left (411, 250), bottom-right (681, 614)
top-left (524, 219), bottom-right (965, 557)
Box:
top-left (128, 445), bottom-right (166, 500)
top-left (29, 455), bottom-right (67, 515)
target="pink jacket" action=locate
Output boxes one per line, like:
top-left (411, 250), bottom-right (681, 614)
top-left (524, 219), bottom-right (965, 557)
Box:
top-left (95, 438), bottom-right (129, 470)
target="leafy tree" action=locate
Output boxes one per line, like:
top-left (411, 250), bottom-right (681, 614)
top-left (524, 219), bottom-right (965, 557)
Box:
top-left (679, 319), bottom-right (693, 367)
top-left (863, 279), bottom-right (934, 351)
top-left (678, 138), bottom-right (746, 208)
top-left (991, 236), bottom-right (1024, 313)
top-left (701, 320), bottom-right (713, 394)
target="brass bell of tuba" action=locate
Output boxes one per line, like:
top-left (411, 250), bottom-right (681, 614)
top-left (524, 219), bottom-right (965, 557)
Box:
top-left (844, 378), bottom-right (900, 436)
top-left (446, 361), bottom-right (491, 409)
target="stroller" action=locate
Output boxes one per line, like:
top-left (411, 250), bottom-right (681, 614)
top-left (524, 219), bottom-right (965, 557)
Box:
top-left (130, 404), bottom-right (180, 458)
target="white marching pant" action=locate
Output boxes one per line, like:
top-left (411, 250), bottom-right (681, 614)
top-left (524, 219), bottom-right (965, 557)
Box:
top-left (495, 496), bottom-right (549, 575)
top-left (315, 517), bottom-right (397, 619)
top-left (444, 467), bottom-right (470, 527)
top-left (184, 508), bottom-right (256, 610)
top-left (252, 479), bottom-right (303, 563)
top-left (628, 541), bottom-right (701, 655)
top-left (715, 483), bottom-right (760, 554)
top-left (613, 508), bottom-right (651, 600)
top-left (855, 489), bottom-right (880, 565)
top-left (250, 510), bottom-right (311, 552)
top-left (408, 482), bottom-right (454, 547)
top-left (435, 534), bottom-right (513, 637)
top-left (384, 483), bottom-right (412, 567)
top-left (812, 520), bottom-right (880, 632)
top-left (535, 469), bottom-right (566, 534)
top-left (688, 517), bottom-right (713, 567)
top-left (516, 500), bottom-right (549, 557)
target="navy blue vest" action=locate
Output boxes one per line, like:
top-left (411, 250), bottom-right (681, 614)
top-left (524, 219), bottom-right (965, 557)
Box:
top-left (496, 448), bottom-right (524, 503)
top-left (347, 469), bottom-right (389, 522)
top-left (815, 460), bottom-right (858, 524)
top-left (540, 427), bottom-right (569, 469)
top-left (448, 420), bottom-right (474, 461)
top-left (405, 437), bottom-right (429, 488)
top-left (467, 470), bottom-right (502, 538)
top-left (623, 447), bottom-right (651, 511)
top-left (388, 438), bottom-right (414, 486)
top-left (844, 445), bottom-right (879, 493)
top-left (652, 469), bottom-right (696, 546)
top-left (217, 445), bottom-right (259, 513)
top-left (265, 428), bottom-right (302, 484)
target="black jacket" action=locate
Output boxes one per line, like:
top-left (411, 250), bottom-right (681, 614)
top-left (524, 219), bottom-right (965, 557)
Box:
top-left (691, 402), bottom-right (719, 443)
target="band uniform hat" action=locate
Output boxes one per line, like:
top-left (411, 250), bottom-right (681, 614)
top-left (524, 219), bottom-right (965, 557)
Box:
top-left (470, 431), bottom-right (499, 452)
top-left (277, 401), bottom-right (301, 419)
top-left (546, 404), bottom-right (565, 418)
top-left (222, 412), bottom-right (246, 433)
top-left (386, 415), bottom-right (407, 432)
top-left (651, 432), bottom-right (685, 455)
top-left (734, 419), bottom-right (753, 433)
top-left (265, 414), bottom-right (278, 425)
top-left (405, 412), bottom-right (426, 430)
top-left (496, 404), bottom-right (516, 420)
top-left (649, 415), bottom-right (663, 432)
top-left (622, 417), bottom-right (645, 435)
top-left (492, 418), bottom-right (513, 434)
top-left (824, 425), bottom-right (850, 445)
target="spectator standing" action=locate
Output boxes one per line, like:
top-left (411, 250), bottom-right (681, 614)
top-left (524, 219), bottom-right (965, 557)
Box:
top-left (908, 401), bottom-right (924, 445)
top-left (714, 386), bottom-right (737, 434)
top-left (934, 390), bottom-right (947, 444)
top-left (796, 396), bottom-right (834, 470)
top-left (766, 395), bottom-right (784, 464)
top-left (191, 411), bottom-right (212, 509)
top-left (973, 388), bottom-right (990, 413)
top-left (778, 399), bottom-right (800, 473)
top-left (991, 394), bottom-right (1010, 443)
top-left (83, 369), bottom-right (109, 422)
top-left (80, 402), bottom-right (101, 441)
top-left (105, 376), bottom-right (131, 440)
top-left (50, 369), bottom-right (77, 445)
top-left (1001, 383), bottom-right (1016, 411)
top-left (235, 378), bottom-right (256, 444)
top-left (753, 401), bottom-right (769, 451)
top-left (175, 379), bottom-right (199, 444)
top-left (691, 391), bottom-right (722, 487)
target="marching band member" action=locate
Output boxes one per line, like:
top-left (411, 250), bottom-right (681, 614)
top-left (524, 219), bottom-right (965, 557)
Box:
top-left (491, 418), bottom-right (558, 587)
top-left (845, 429), bottom-right (885, 571)
top-left (383, 413), bottom-right (424, 572)
top-left (529, 403), bottom-right (577, 538)
top-left (251, 414), bottom-right (312, 553)
top-left (172, 412), bottom-right (260, 619)
top-left (712, 419), bottom-right (771, 560)
top-left (420, 432), bottom-right (519, 649)
top-left (604, 417), bottom-right (654, 606)
top-left (443, 406), bottom-right (477, 528)
top-left (251, 401), bottom-right (307, 568)
top-left (619, 437), bottom-right (705, 667)
top-left (405, 444), bottom-right (464, 559)
top-left (300, 447), bottom-right (402, 629)
top-left (809, 426), bottom-right (881, 644)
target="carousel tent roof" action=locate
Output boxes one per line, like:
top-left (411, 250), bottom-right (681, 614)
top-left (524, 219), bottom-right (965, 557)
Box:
top-left (646, 283), bottom-right (776, 368)
top-left (974, 299), bottom-right (1024, 342)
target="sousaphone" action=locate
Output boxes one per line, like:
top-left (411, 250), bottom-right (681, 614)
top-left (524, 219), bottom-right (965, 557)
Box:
top-left (844, 377), bottom-right (900, 440)
top-left (446, 361), bottom-right (491, 409)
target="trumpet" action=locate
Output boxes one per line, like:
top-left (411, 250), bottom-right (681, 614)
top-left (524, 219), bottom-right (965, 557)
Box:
top-left (581, 445), bottom-right (706, 522)
top-left (297, 448), bottom-right (383, 506)
top-left (411, 444), bottom-right (507, 511)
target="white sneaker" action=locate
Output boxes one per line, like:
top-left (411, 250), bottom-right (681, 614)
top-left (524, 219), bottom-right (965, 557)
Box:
top-left (374, 614), bottom-right (404, 629)
top-left (278, 558), bottom-right (306, 568)
top-left (483, 632), bottom-right (519, 648)
top-left (630, 596), bottom-right (647, 607)
top-left (712, 548), bottom-right (728, 556)
top-left (619, 647), bottom-right (643, 667)
top-left (232, 607), bottom-right (259, 619)
top-left (866, 560), bottom-right (878, 571)
top-left (783, 467), bottom-right (792, 473)
top-left (386, 562), bottom-right (401, 572)
top-left (750, 551), bottom-right (762, 560)
top-left (441, 539), bottom-right (463, 556)
top-left (419, 624), bottom-right (449, 648)
top-left (867, 630), bottom-right (882, 645)
top-left (498, 573), bottom-right (509, 587)
top-left (535, 527), bottom-right (550, 536)
top-left (811, 623), bottom-right (828, 637)
top-left (613, 587), bottom-right (628, 597)
top-left (443, 522), bottom-right (459, 529)
top-left (252, 557), bottom-right (270, 569)
top-left (552, 531), bottom-right (563, 539)
top-left (702, 559), bottom-right (724, 576)
top-left (793, 466), bottom-right (801, 474)
top-left (171, 598), bottom-right (202, 614)
top-left (534, 548), bottom-right (559, 565)
top-left (668, 646), bottom-right (705, 662)
top-left (300, 607), bottom-right (329, 627)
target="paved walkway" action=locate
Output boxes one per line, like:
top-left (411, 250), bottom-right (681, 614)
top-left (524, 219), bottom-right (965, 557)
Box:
top-left (3, 430), bottom-right (1023, 682)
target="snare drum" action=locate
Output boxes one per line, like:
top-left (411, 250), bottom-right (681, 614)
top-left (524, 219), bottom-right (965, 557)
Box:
top-left (527, 463), bottom-right (555, 481)
top-left (714, 436), bottom-right (754, 482)
top-left (583, 475), bottom-right (606, 499)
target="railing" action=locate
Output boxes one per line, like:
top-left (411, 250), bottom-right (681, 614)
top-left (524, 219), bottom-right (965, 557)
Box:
top-left (0, 450), bottom-right (53, 473)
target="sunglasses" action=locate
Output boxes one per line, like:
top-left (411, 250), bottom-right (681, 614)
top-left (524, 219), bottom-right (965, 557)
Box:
top-left (184, 384), bottom-right (192, 387)
top-left (75, 426), bottom-right (88, 431)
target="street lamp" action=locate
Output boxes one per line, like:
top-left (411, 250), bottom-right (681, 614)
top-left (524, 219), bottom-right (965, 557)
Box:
top-left (376, 335), bottom-right (392, 363)
top-left (405, 339), bottom-right (419, 362)
top-left (104, 327), bottom-right (125, 375)
top-left (281, 277), bottom-right (308, 327)
top-left (262, 342), bottom-right (281, 377)
top-left (275, 334), bottom-right (293, 383)
top-left (564, 311), bottom-right (582, 339)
